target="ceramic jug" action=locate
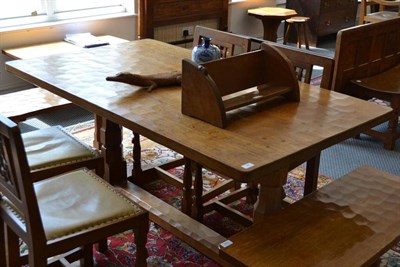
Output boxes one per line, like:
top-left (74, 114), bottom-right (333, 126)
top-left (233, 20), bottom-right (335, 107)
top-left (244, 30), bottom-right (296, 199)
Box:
top-left (191, 37), bottom-right (221, 63)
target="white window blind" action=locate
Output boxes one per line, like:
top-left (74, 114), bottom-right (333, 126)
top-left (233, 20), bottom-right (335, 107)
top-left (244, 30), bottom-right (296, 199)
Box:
top-left (0, 0), bottom-right (133, 29)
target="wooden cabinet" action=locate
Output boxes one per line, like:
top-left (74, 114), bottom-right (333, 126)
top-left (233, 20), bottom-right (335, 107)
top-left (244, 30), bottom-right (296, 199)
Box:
top-left (286, 0), bottom-right (358, 46)
top-left (138, 0), bottom-right (229, 42)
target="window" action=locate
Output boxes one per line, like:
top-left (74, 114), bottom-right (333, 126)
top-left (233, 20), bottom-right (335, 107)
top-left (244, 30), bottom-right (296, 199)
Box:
top-left (0, 0), bottom-right (134, 29)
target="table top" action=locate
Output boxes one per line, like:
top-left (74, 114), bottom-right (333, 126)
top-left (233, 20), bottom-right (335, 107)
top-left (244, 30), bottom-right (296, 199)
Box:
top-left (248, 7), bottom-right (297, 18)
top-left (5, 39), bottom-right (392, 183)
top-left (2, 35), bottom-right (128, 60)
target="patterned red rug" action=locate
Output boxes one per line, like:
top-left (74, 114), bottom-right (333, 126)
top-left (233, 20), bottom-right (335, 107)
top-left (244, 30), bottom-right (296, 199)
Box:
top-left (66, 125), bottom-right (400, 266)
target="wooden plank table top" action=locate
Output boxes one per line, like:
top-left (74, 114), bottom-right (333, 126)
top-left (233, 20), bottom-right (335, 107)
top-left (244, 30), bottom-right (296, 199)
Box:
top-left (5, 38), bottom-right (392, 262)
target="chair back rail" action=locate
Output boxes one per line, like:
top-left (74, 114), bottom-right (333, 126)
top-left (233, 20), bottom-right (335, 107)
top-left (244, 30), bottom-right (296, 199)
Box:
top-left (250, 37), bottom-right (334, 89)
top-left (193, 26), bottom-right (251, 58)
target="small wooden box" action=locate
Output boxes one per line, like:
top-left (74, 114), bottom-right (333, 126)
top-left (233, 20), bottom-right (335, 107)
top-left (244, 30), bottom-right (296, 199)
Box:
top-left (181, 42), bottom-right (300, 128)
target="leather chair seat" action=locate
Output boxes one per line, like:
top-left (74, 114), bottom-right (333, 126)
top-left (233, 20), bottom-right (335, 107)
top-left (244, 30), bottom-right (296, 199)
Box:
top-left (1, 168), bottom-right (145, 240)
top-left (22, 126), bottom-right (101, 171)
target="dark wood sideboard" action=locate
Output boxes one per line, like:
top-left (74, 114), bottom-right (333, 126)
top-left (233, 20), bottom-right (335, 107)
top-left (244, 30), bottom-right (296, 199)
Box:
top-left (286, 0), bottom-right (358, 46)
top-left (138, 0), bottom-right (229, 44)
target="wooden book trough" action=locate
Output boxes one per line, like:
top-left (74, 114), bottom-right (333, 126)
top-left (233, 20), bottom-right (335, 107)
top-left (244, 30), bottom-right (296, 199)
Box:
top-left (181, 42), bottom-right (300, 128)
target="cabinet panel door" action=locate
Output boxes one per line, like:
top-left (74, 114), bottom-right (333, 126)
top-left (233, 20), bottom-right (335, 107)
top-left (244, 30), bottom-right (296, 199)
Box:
top-left (153, 0), bottom-right (225, 22)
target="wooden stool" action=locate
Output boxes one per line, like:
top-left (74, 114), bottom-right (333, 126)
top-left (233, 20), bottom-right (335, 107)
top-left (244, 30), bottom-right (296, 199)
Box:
top-left (284, 16), bottom-right (310, 49)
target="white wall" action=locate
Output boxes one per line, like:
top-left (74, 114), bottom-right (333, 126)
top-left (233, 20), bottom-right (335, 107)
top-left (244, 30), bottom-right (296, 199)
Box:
top-left (229, 0), bottom-right (276, 38)
top-left (0, 0), bottom-right (280, 93)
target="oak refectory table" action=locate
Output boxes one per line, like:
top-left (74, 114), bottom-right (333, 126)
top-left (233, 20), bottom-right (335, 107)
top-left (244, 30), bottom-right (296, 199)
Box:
top-left (5, 39), bottom-right (392, 264)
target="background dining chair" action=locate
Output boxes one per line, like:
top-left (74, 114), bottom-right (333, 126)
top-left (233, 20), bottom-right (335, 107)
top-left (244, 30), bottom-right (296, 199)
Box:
top-left (263, 40), bottom-right (334, 89)
top-left (359, 0), bottom-right (400, 24)
top-left (0, 89), bottom-right (104, 181)
top-left (192, 26), bottom-right (251, 57)
top-left (0, 113), bottom-right (149, 267)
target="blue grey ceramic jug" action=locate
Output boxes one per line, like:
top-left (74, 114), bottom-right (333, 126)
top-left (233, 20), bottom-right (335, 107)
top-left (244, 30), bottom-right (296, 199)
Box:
top-left (192, 37), bottom-right (221, 63)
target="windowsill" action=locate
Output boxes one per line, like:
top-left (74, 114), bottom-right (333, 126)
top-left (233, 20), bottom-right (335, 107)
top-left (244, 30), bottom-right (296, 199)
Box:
top-left (0, 12), bottom-right (137, 34)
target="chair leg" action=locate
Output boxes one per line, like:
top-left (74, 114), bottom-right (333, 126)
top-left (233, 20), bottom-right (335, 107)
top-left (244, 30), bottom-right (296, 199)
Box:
top-left (359, 0), bottom-right (367, 25)
top-left (80, 244), bottom-right (94, 267)
top-left (5, 226), bottom-right (21, 267)
top-left (133, 221), bottom-right (149, 267)
top-left (97, 238), bottom-right (108, 253)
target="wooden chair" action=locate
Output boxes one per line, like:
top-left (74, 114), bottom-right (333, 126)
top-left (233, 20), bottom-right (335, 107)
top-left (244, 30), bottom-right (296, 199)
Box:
top-left (0, 89), bottom-right (104, 177)
top-left (332, 17), bottom-right (400, 149)
top-left (0, 88), bottom-right (104, 151)
top-left (193, 26), bottom-right (251, 58)
top-left (0, 113), bottom-right (149, 266)
top-left (358, 0), bottom-right (379, 24)
top-left (359, 0), bottom-right (400, 24)
top-left (260, 40), bottom-right (334, 89)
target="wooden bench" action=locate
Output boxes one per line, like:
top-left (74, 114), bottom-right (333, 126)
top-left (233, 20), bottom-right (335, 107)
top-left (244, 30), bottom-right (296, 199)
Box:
top-left (332, 17), bottom-right (400, 150)
top-left (219, 166), bottom-right (400, 267)
top-left (0, 87), bottom-right (74, 122)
